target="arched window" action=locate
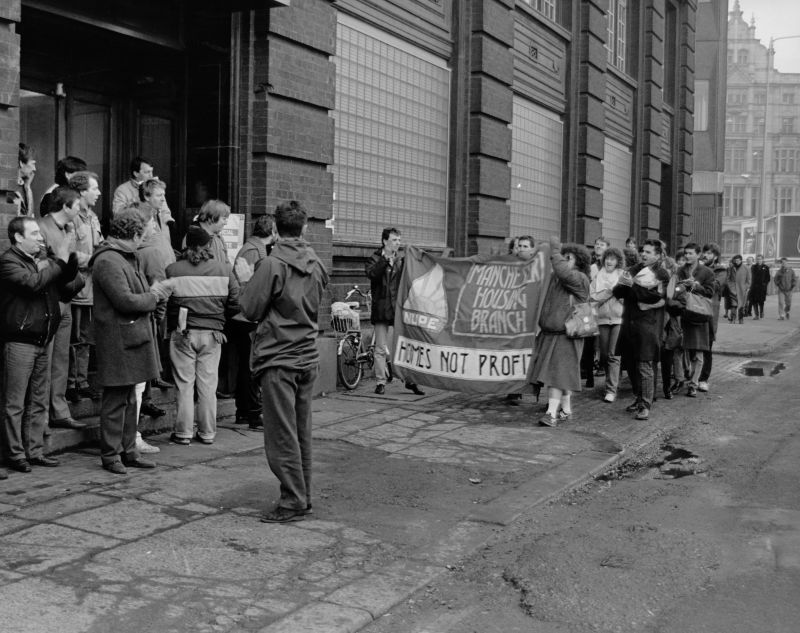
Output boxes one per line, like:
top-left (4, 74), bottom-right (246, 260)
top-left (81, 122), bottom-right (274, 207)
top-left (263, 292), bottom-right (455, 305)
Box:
top-left (737, 49), bottom-right (749, 65)
top-left (722, 230), bottom-right (740, 255)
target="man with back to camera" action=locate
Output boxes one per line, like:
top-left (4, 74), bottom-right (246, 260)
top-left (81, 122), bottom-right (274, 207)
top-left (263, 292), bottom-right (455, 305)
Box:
top-left (0, 216), bottom-right (82, 473)
top-left (365, 227), bottom-right (425, 396)
top-left (237, 201), bottom-right (328, 523)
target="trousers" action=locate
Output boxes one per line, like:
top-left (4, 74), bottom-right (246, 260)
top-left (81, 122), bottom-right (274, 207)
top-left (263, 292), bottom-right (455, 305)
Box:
top-left (260, 364), bottom-right (318, 510)
top-left (50, 303), bottom-right (72, 420)
top-left (170, 330), bottom-right (222, 440)
top-left (1, 341), bottom-right (53, 463)
top-left (99, 384), bottom-right (140, 465)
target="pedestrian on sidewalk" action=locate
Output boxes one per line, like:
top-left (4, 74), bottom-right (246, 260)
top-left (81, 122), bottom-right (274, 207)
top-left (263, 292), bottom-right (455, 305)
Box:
top-left (582, 236), bottom-right (610, 389)
top-left (697, 242), bottom-right (727, 393)
top-left (162, 225), bottom-right (239, 445)
top-left (589, 246), bottom-right (624, 403)
top-left (90, 209), bottom-right (161, 475)
top-left (676, 243), bottom-right (715, 398)
top-left (725, 255), bottom-right (750, 324)
top-left (0, 217), bottom-right (82, 473)
top-left (505, 236), bottom-right (535, 405)
top-left (365, 227), bottom-right (425, 396)
top-left (231, 214), bottom-right (275, 429)
top-left (749, 254), bottom-right (771, 320)
top-left (660, 251), bottom-right (687, 399)
top-left (530, 236), bottom-right (591, 427)
top-left (774, 258), bottom-right (796, 320)
top-left (613, 240), bottom-right (669, 421)
top-left (238, 201), bottom-right (329, 523)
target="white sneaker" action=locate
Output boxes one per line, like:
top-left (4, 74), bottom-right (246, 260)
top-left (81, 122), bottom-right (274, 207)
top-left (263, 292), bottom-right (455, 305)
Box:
top-left (136, 438), bottom-right (161, 454)
top-left (603, 392), bottom-right (616, 403)
top-left (697, 381), bottom-right (709, 393)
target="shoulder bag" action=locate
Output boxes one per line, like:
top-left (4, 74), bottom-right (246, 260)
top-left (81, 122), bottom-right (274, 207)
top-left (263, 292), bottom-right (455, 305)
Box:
top-left (565, 295), bottom-right (599, 339)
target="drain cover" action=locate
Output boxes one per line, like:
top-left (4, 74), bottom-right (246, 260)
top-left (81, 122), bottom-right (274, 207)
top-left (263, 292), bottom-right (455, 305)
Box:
top-left (740, 360), bottom-right (785, 377)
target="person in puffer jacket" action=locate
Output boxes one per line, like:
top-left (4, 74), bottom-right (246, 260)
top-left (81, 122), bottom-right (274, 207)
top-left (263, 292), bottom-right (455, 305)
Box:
top-left (589, 247), bottom-right (624, 403)
top-left (161, 225), bottom-right (239, 445)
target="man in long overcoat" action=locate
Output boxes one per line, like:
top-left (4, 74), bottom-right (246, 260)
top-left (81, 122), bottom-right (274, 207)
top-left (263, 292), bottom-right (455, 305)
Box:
top-left (90, 209), bottom-right (161, 474)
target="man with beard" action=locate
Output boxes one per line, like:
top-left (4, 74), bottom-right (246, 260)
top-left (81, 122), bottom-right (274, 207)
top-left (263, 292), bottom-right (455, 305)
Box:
top-left (697, 242), bottom-right (727, 393)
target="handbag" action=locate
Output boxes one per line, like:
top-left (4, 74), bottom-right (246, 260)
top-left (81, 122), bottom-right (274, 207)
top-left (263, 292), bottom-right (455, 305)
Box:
top-left (683, 292), bottom-right (713, 322)
top-left (565, 297), bottom-right (599, 339)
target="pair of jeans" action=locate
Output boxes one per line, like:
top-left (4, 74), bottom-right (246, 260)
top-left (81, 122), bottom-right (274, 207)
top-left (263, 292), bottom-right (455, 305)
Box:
top-left (170, 329), bottom-right (222, 440)
top-left (260, 364), bottom-right (318, 510)
top-left (50, 303), bottom-right (72, 420)
top-left (684, 349), bottom-right (704, 387)
top-left (1, 341), bottom-right (53, 463)
top-left (372, 322), bottom-right (392, 386)
top-left (69, 304), bottom-right (93, 390)
top-left (597, 325), bottom-right (621, 395)
top-left (626, 356), bottom-right (655, 409)
top-left (778, 291), bottom-right (792, 316)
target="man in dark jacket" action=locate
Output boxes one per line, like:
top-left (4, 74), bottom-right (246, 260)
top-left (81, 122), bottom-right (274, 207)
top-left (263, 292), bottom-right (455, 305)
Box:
top-left (698, 242), bottom-right (727, 393)
top-left (0, 217), bottom-right (82, 473)
top-left (613, 239), bottom-right (669, 421)
top-left (364, 228), bottom-right (424, 396)
top-left (749, 254), bottom-right (771, 320)
top-left (238, 201), bottom-right (328, 523)
top-left (90, 209), bottom-right (161, 475)
top-left (676, 243), bottom-right (716, 397)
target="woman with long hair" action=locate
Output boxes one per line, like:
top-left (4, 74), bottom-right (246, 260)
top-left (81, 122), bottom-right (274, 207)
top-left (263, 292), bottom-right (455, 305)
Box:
top-left (530, 236), bottom-right (591, 427)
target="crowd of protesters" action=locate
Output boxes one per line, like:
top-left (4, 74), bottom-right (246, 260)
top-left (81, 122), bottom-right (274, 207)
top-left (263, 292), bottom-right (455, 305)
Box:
top-left (502, 232), bottom-right (795, 427)
top-left (1, 147), bottom-right (327, 525)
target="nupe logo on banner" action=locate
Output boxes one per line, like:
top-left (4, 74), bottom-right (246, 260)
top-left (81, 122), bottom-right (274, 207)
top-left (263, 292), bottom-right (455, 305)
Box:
top-left (402, 264), bottom-right (448, 333)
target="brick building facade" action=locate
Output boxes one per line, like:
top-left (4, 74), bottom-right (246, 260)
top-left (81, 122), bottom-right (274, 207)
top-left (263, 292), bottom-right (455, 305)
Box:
top-left (1, 0), bottom-right (725, 307)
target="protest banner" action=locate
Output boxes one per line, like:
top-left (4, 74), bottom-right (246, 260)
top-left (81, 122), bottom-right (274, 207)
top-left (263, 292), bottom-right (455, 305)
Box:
top-left (220, 213), bottom-right (246, 263)
top-left (392, 244), bottom-right (552, 394)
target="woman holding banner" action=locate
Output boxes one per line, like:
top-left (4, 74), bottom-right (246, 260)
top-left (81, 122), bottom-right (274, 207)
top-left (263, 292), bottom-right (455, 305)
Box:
top-left (530, 236), bottom-right (591, 427)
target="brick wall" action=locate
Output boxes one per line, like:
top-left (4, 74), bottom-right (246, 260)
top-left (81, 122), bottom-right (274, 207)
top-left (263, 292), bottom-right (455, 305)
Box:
top-left (240, 0), bottom-right (337, 323)
top-left (0, 2), bottom-right (21, 251)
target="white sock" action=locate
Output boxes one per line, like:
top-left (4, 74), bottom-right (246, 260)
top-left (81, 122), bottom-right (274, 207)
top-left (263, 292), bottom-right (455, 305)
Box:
top-left (560, 393), bottom-right (572, 415)
top-left (546, 397), bottom-right (560, 417)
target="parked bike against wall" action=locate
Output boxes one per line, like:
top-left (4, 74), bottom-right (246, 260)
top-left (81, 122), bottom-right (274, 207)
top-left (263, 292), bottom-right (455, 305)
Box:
top-left (332, 285), bottom-right (393, 390)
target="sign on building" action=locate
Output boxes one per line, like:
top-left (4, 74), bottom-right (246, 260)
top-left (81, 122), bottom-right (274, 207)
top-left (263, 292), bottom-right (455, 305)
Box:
top-left (220, 213), bottom-right (245, 263)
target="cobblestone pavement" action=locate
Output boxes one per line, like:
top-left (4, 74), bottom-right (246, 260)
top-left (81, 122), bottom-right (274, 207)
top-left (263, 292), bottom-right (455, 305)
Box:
top-left (1, 306), bottom-right (797, 633)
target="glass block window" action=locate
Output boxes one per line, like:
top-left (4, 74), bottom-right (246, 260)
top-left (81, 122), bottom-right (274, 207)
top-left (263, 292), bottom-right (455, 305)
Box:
top-left (601, 139), bottom-right (633, 248)
top-left (510, 97), bottom-right (564, 241)
top-left (332, 16), bottom-right (450, 247)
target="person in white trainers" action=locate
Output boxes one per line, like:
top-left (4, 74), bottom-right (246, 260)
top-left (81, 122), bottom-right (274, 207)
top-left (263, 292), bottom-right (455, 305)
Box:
top-left (590, 247), bottom-right (624, 403)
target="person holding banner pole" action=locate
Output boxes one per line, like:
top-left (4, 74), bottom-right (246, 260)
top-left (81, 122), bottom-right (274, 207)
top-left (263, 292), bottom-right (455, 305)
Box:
top-left (506, 236), bottom-right (535, 405)
top-left (365, 228), bottom-right (424, 396)
top-left (530, 236), bottom-right (591, 427)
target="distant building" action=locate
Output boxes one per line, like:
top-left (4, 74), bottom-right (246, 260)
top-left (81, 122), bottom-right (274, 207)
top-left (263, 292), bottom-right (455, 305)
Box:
top-left (723, 1), bottom-right (800, 261)
top-left (691, 0), bottom-right (728, 252)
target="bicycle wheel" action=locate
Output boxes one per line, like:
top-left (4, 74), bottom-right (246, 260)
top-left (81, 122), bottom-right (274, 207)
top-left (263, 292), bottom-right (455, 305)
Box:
top-left (337, 335), bottom-right (362, 390)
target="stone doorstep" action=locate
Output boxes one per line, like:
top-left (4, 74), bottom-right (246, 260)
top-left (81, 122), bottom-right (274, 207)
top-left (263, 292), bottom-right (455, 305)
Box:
top-left (44, 393), bottom-right (238, 456)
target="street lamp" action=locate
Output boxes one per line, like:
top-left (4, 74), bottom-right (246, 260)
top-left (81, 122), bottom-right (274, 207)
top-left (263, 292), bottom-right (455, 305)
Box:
top-left (758, 35), bottom-right (800, 257)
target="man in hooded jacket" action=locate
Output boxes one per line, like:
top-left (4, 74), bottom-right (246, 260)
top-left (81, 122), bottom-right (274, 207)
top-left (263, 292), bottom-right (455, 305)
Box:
top-left (238, 201), bottom-right (328, 524)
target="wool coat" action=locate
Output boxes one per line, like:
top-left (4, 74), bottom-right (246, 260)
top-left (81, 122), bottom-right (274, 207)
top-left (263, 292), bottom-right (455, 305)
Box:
top-left (676, 262), bottom-right (715, 351)
top-left (726, 263), bottom-right (750, 308)
top-left (613, 263), bottom-right (669, 362)
top-left (90, 238), bottom-right (160, 387)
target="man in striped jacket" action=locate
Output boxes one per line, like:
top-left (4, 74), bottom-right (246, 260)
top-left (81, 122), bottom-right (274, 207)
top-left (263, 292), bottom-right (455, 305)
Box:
top-left (157, 225), bottom-right (239, 445)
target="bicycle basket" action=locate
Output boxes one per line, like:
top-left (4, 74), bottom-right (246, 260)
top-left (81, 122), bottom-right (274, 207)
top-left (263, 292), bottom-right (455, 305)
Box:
top-left (331, 301), bottom-right (360, 333)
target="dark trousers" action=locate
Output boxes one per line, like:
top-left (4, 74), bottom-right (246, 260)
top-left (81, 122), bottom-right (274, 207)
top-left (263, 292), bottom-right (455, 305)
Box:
top-left (232, 320), bottom-right (261, 419)
top-left (69, 304), bottom-right (93, 390)
top-left (260, 364), bottom-right (317, 510)
top-left (626, 355), bottom-right (655, 409)
top-left (100, 384), bottom-right (140, 465)
top-left (581, 336), bottom-right (596, 384)
top-left (1, 341), bottom-right (52, 463)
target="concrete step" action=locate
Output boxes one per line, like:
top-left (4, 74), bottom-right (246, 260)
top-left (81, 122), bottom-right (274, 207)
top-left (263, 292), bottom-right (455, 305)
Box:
top-left (45, 390), bottom-right (237, 456)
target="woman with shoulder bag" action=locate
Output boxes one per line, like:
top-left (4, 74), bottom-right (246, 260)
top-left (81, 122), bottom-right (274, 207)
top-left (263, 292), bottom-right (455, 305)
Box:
top-left (529, 236), bottom-right (592, 427)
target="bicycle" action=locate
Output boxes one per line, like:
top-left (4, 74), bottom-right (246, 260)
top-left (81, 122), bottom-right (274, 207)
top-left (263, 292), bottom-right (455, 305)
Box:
top-left (332, 285), bottom-right (393, 390)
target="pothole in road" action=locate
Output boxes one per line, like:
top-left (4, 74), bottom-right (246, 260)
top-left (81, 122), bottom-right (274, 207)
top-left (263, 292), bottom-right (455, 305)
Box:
top-left (739, 360), bottom-right (786, 377)
top-left (596, 442), bottom-right (705, 481)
